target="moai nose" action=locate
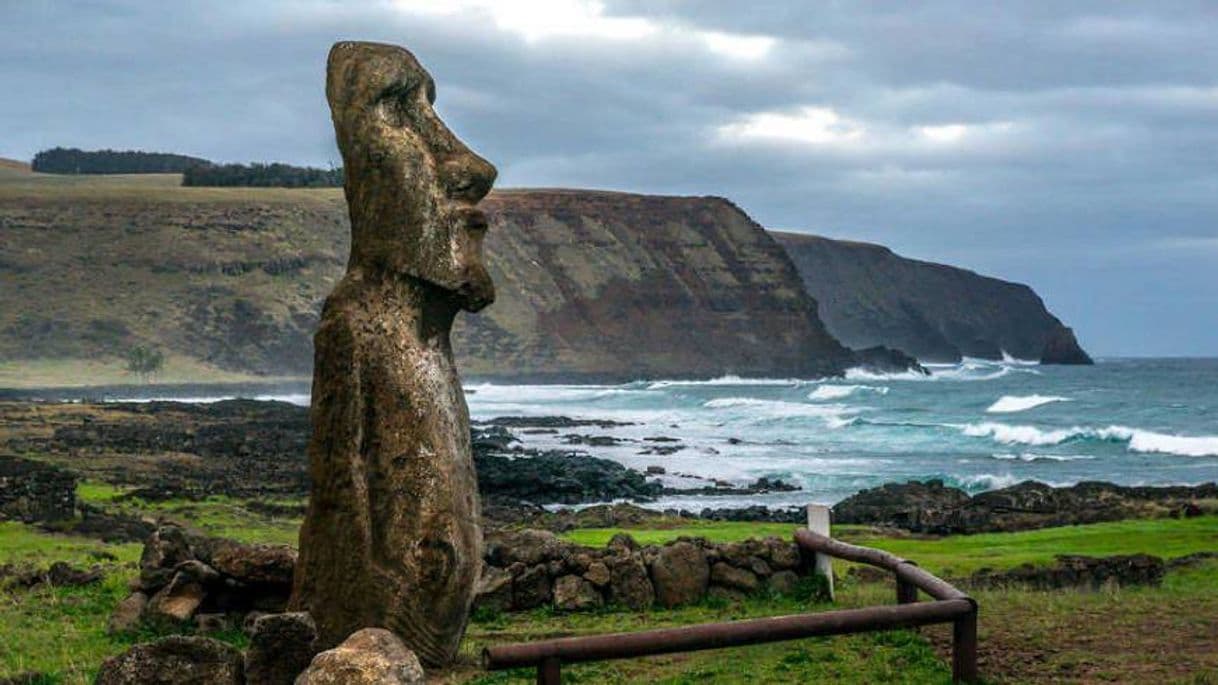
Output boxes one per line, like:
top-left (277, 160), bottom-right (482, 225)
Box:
top-left (440, 152), bottom-right (497, 204)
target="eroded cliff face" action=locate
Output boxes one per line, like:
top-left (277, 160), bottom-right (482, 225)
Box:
top-left (772, 232), bottom-right (1092, 364)
top-left (457, 190), bottom-right (852, 380)
top-left (0, 179), bottom-right (853, 381)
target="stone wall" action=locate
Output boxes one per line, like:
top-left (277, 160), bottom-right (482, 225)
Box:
top-left (116, 525), bottom-right (821, 634)
top-left (0, 456), bottom-right (76, 523)
top-left (477, 529), bottom-right (816, 612)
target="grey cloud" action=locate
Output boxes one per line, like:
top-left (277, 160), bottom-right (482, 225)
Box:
top-left (1, 1), bottom-right (1215, 355)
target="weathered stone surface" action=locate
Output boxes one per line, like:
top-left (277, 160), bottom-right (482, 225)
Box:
top-left (649, 541), bottom-right (709, 608)
top-left (211, 541), bottom-right (296, 585)
top-left (194, 613), bottom-right (233, 633)
top-left (553, 574), bottom-right (602, 612)
top-left (607, 555), bottom-right (654, 610)
top-left (295, 628), bottom-right (424, 685)
top-left (768, 570), bottom-right (801, 595)
top-left (289, 41), bottom-right (497, 667)
top-left (764, 538), bottom-right (802, 571)
top-left (512, 564), bottom-right (553, 610)
top-left (583, 561), bottom-right (611, 587)
top-left (245, 612), bottom-right (318, 685)
top-left (473, 565), bottom-right (512, 613)
top-left (95, 636), bottom-right (243, 685)
top-left (146, 572), bottom-right (205, 624)
top-left (711, 562), bottom-right (759, 593)
top-left (107, 592), bottom-right (148, 634)
top-left (485, 529), bottom-right (565, 567)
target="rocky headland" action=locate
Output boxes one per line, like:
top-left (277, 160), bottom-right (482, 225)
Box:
top-left (773, 232), bottom-right (1092, 364)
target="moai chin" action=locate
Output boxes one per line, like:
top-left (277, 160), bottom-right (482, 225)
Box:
top-left (288, 41), bottom-right (496, 668)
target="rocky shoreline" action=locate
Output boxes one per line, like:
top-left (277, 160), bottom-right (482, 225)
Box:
top-left (2, 400), bottom-right (1216, 539)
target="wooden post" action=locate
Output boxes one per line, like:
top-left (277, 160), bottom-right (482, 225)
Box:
top-left (538, 656), bottom-right (561, 684)
top-left (806, 504), bottom-right (834, 601)
top-left (952, 605), bottom-right (978, 683)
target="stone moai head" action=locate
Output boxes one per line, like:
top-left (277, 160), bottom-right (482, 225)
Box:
top-left (327, 41), bottom-right (497, 311)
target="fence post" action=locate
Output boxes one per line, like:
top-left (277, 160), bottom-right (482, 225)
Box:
top-left (952, 602), bottom-right (979, 683)
top-left (538, 656), bottom-right (561, 685)
top-left (806, 503), bottom-right (834, 601)
top-left (896, 561), bottom-right (919, 605)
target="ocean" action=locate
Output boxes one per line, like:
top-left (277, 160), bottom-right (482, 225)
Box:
top-left (460, 357), bottom-right (1218, 510)
top-left (106, 357), bottom-right (1218, 511)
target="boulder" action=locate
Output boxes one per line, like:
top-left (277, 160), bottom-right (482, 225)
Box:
top-left (832, 479), bottom-right (972, 533)
top-left (583, 561), bottom-right (611, 587)
top-left (245, 612), bottom-right (318, 685)
top-left (95, 636), bottom-right (243, 685)
top-left (107, 592), bottom-right (148, 634)
top-left (294, 628), bottom-right (424, 684)
top-left (210, 541), bottom-right (296, 585)
top-left (764, 538), bottom-right (802, 571)
top-left (139, 525), bottom-right (214, 589)
top-left (485, 529), bottom-right (568, 567)
top-left (146, 572), bottom-right (205, 624)
top-left (511, 564), bottom-right (553, 610)
top-left (607, 554), bottom-right (654, 610)
top-left (553, 575), bottom-right (602, 611)
top-left (768, 570), bottom-right (800, 595)
top-left (473, 565), bottom-right (512, 613)
top-left (649, 542), bottom-right (709, 608)
top-left (710, 562), bottom-right (759, 593)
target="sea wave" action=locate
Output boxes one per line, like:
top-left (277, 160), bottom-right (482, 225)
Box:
top-left (647, 375), bottom-right (807, 389)
top-left (702, 397), bottom-right (856, 425)
top-left (989, 452), bottom-right (1096, 463)
top-left (960, 421), bottom-right (1218, 457)
top-left (808, 384), bottom-right (889, 401)
top-left (846, 359), bottom-right (1040, 383)
top-left (986, 394), bottom-right (1070, 413)
top-left (1000, 351), bottom-right (1041, 365)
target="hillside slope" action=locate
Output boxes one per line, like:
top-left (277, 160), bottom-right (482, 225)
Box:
top-left (0, 175), bottom-right (853, 382)
top-left (773, 232), bottom-right (1091, 364)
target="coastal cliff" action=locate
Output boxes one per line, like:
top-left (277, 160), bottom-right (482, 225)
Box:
top-left (459, 190), bottom-right (852, 381)
top-left (772, 232), bottom-right (1092, 364)
top-left (0, 175), bottom-right (852, 382)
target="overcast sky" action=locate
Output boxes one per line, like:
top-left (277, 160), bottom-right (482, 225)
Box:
top-left (3, 1), bottom-right (1216, 356)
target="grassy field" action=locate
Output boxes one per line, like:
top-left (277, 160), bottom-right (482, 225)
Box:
top-left (566, 516), bottom-right (1218, 576)
top-left (3, 480), bottom-right (1216, 683)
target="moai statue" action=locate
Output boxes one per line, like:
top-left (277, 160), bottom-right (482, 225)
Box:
top-left (289, 41), bottom-right (496, 668)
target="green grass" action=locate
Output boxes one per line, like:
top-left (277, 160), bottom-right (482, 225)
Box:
top-left (562, 522), bottom-right (805, 547)
top-left (562, 516), bottom-right (1218, 577)
top-left (462, 582), bottom-right (951, 684)
top-left (75, 481), bottom-right (301, 545)
top-left (844, 515), bottom-right (1218, 577)
top-left (4, 486), bottom-right (1217, 682)
top-left (0, 522), bottom-right (141, 567)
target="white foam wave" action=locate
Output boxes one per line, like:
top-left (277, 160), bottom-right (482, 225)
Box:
top-left (990, 452), bottom-right (1096, 463)
top-left (986, 394), bottom-right (1070, 413)
top-left (960, 422), bottom-right (1218, 457)
top-left (702, 397), bottom-right (856, 425)
top-left (1001, 350), bottom-right (1041, 365)
top-left (647, 375), bottom-right (807, 389)
top-left (954, 473), bottom-right (1024, 490)
top-left (1128, 430), bottom-right (1218, 458)
top-left (846, 359), bottom-right (1039, 383)
top-left (808, 384), bottom-right (889, 401)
